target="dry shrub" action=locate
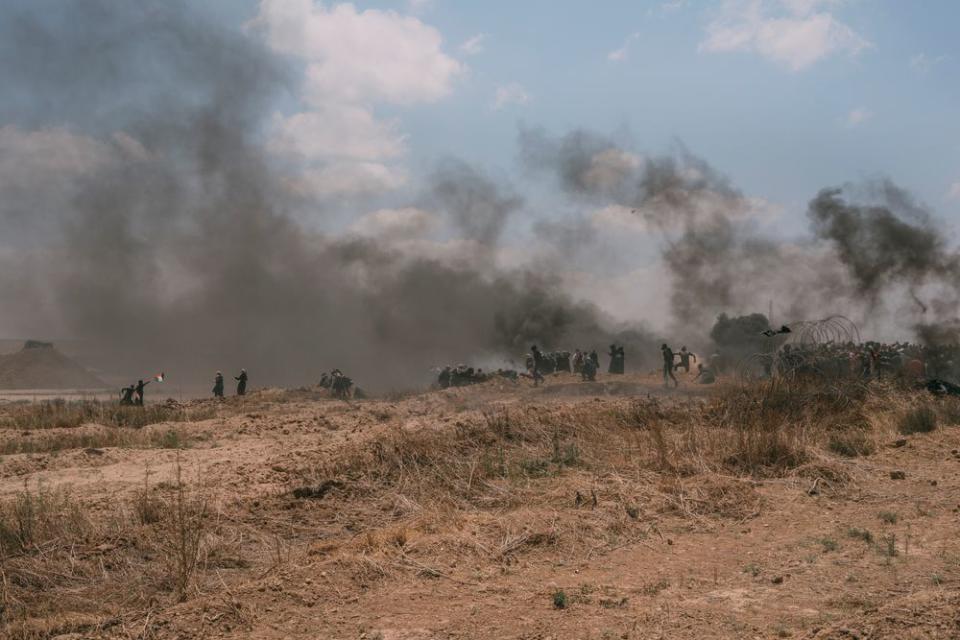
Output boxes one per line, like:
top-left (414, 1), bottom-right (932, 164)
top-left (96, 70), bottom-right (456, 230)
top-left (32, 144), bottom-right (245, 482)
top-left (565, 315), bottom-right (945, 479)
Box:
top-left (898, 405), bottom-right (938, 435)
top-left (658, 475), bottom-right (761, 520)
top-left (0, 462), bottom-right (215, 631)
top-left (936, 397), bottom-right (960, 425)
top-left (827, 428), bottom-right (875, 458)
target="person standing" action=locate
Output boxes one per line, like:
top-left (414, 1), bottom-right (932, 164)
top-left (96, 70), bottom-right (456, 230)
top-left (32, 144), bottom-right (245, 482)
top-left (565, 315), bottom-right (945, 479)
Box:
top-left (661, 344), bottom-right (678, 388)
top-left (530, 345), bottom-right (546, 386)
top-left (213, 371), bottom-right (224, 398)
top-left (134, 379), bottom-right (149, 405)
top-left (235, 369), bottom-right (248, 396)
top-left (589, 349), bottom-right (600, 371)
top-left (676, 346), bottom-right (696, 373)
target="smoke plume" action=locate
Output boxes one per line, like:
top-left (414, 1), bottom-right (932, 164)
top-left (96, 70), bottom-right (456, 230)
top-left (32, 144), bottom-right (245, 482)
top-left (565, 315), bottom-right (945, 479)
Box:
top-left (0, 1), bottom-right (656, 390)
top-left (520, 127), bottom-right (960, 343)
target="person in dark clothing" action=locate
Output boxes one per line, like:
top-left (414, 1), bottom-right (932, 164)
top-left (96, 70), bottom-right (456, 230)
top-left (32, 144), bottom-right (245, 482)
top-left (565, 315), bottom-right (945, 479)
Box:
top-left (235, 369), bottom-right (248, 396)
top-left (120, 384), bottom-right (135, 406)
top-left (617, 346), bottom-right (625, 374)
top-left (134, 379), bottom-right (149, 405)
top-left (589, 350), bottom-right (600, 370)
top-left (661, 344), bottom-right (678, 388)
top-left (608, 345), bottom-right (617, 374)
top-left (530, 345), bottom-right (546, 386)
top-left (676, 346), bottom-right (696, 373)
top-left (581, 356), bottom-right (597, 381)
top-left (213, 372), bottom-right (224, 398)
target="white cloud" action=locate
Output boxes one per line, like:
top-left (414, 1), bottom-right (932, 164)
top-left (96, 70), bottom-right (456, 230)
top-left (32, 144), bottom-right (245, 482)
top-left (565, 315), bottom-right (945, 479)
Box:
top-left (607, 33), bottom-right (640, 62)
top-left (253, 0), bottom-right (463, 105)
top-left (700, 0), bottom-right (870, 71)
top-left (845, 107), bottom-right (872, 127)
top-left (287, 162), bottom-right (408, 197)
top-left (661, 0), bottom-right (687, 12)
top-left (460, 33), bottom-right (486, 56)
top-left (253, 1), bottom-right (465, 198)
top-left (492, 83), bottom-right (531, 110)
top-left (948, 181), bottom-right (960, 201)
top-left (268, 105), bottom-right (406, 161)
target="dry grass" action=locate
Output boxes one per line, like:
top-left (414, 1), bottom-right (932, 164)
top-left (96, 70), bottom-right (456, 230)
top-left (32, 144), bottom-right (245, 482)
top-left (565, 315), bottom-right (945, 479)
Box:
top-left (0, 375), bottom-right (950, 637)
top-left (0, 400), bottom-right (217, 431)
top-left (0, 425), bottom-right (202, 455)
top-left (0, 460), bottom-right (219, 639)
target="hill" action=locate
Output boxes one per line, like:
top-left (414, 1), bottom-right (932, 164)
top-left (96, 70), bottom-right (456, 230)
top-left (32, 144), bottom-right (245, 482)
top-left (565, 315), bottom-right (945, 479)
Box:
top-left (0, 340), bottom-right (107, 389)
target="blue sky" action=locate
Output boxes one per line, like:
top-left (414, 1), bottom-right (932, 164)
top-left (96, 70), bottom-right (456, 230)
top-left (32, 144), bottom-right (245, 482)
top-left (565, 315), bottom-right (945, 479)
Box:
top-left (209, 0), bottom-right (960, 237)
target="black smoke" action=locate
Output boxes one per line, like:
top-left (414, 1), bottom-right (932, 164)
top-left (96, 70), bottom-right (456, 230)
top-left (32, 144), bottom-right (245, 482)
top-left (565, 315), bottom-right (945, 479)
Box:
top-left (520, 127), bottom-right (960, 343)
top-left (0, 1), bottom-right (657, 390)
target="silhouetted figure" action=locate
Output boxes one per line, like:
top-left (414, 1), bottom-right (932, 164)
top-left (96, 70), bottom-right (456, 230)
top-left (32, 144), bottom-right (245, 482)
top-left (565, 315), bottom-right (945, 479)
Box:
top-left (235, 369), bottom-right (248, 396)
top-left (608, 344), bottom-right (617, 374)
top-left (661, 344), bottom-right (678, 388)
top-left (213, 372), bottom-right (224, 398)
top-left (530, 345), bottom-right (546, 386)
top-left (120, 385), bottom-right (135, 406)
top-left (676, 346), bottom-right (696, 373)
top-left (135, 379), bottom-right (149, 405)
top-left (581, 356), bottom-right (597, 381)
top-left (589, 350), bottom-right (600, 370)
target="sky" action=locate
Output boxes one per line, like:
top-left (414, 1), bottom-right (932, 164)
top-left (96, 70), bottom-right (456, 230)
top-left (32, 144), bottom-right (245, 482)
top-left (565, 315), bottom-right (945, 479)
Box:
top-left (209, 0), bottom-right (960, 229)
top-left (230, 0), bottom-right (960, 326)
top-left (2, 0), bottom-right (960, 353)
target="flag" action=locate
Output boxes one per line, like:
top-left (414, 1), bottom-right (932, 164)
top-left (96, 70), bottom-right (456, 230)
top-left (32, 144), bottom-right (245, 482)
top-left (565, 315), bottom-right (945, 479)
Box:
top-left (154, 372), bottom-right (165, 383)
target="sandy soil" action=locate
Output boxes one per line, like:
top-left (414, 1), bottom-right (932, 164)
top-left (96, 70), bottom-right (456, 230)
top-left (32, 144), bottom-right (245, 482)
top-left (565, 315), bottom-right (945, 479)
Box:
top-left (1, 372), bottom-right (958, 639)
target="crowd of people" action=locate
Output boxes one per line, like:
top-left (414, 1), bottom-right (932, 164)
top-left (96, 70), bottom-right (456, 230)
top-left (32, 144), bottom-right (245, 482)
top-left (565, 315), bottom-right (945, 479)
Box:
top-left (119, 335), bottom-right (960, 405)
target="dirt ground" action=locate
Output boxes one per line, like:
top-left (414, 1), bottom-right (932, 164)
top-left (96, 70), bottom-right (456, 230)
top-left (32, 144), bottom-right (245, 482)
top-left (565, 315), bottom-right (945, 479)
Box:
top-left (1, 371), bottom-right (958, 639)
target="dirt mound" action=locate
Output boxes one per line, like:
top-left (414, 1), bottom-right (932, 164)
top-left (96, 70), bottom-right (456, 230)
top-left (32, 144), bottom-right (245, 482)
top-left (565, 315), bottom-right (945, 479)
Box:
top-left (0, 341), bottom-right (106, 389)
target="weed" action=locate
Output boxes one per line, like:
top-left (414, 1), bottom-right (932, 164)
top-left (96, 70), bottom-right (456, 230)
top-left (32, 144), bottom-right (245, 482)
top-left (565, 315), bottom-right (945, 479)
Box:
top-left (519, 458), bottom-right (551, 478)
top-left (827, 430), bottom-right (874, 457)
top-left (847, 527), bottom-right (873, 544)
top-left (161, 455), bottom-right (209, 601)
top-left (932, 574), bottom-right (944, 586)
top-left (552, 589), bottom-right (567, 609)
top-left (898, 406), bottom-right (937, 435)
top-left (641, 578), bottom-right (670, 596)
top-left (743, 563), bottom-right (762, 577)
top-left (878, 534), bottom-right (898, 558)
top-left (819, 537), bottom-right (839, 553)
top-left (877, 511), bottom-right (898, 525)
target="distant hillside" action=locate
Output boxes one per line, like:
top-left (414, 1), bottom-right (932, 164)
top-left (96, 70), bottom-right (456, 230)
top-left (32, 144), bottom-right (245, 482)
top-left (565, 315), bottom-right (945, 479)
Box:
top-left (0, 341), bottom-right (107, 389)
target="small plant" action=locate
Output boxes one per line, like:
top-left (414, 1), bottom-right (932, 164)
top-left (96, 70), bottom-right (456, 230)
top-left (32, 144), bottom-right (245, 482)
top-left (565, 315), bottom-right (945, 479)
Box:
top-left (878, 511), bottom-right (898, 525)
top-left (157, 429), bottom-right (186, 450)
top-left (553, 589), bottom-right (568, 609)
top-left (519, 458), bottom-right (551, 478)
top-left (827, 430), bottom-right (874, 457)
top-left (641, 578), bottom-right (670, 596)
top-left (932, 573), bottom-right (943, 586)
top-left (898, 406), bottom-right (937, 435)
top-left (819, 537), bottom-right (839, 553)
top-left (624, 504), bottom-right (639, 520)
top-left (743, 563), bottom-right (762, 577)
top-left (878, 534), bottom-right (898, 558)
top-left (847, 527), bottom-right (873, 544)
